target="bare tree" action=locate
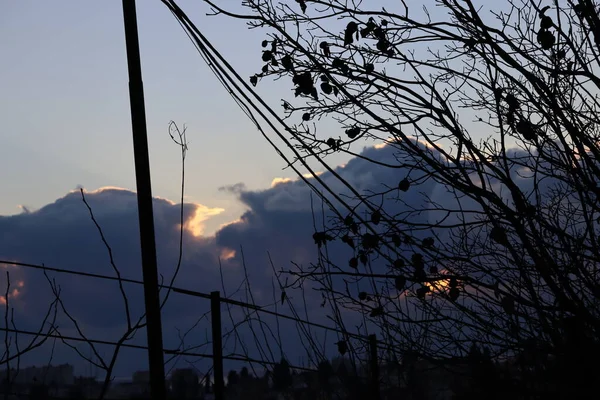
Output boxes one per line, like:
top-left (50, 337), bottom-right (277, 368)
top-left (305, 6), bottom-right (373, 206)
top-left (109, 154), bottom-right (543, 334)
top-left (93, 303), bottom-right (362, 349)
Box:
top-left (0, 121), bottom-right (197, 400)
top-left (61, 122), bottom-right (192, 399)
top-left (0, 269), bottom-right (60, 399)
top-left (165, 0), bottom-right (600, 396)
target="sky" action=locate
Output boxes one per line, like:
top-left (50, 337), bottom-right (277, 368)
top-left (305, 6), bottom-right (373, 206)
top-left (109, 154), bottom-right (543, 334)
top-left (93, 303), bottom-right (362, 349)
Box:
top-left (0, 0), bottom-right (496, 231)
top-left (0, 0), bottom-right (520, 381)
top-left (0, 144), bottom-right (439, 379)
top-left (0, 140), bottom-right (541, 378)
top-left (1, 0), bottom-right (346, 235)
top-left (0, 0), bottom-right (377, 378)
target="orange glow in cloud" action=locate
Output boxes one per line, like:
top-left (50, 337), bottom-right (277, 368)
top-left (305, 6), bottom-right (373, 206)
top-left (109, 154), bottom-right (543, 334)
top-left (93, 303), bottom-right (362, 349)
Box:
top-left (424, 268), bottom-right (460, 297)
top-left (394, 270), bottom-right (452, 298)
top-left (0, 287), bottom-right (23, 305)
top-left (218, 218), bottom-right (244, 231)
top-left (427, 278), bottom-right (451, 293)
top-left (271, 177), bottom-right (293, 187)
top-left (184, 204), bottom-right (225, 237)
top-left (372, 136), bottom-right (441, 152)
top-left (303, 171), bottom-right (324, 179)
top-left (75, 186), bottom-right (130, 195)
top-left (271, 172), bottom-right (324, 187)
top-left (373, 136), bottom-right (404, 150)
top-left (76, 186), bottom-right (181, 207)
top-left (220, 248), bottom-right (236, 261)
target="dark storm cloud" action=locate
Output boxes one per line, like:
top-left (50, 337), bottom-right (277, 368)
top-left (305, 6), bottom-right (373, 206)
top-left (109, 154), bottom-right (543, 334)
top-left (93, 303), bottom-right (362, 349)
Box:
top-left (0, 188), bottom-right (203, 328)
top-left (0, 143), bottom-right (437, 324)
top-left (0, 142), bottom-right (461, 376)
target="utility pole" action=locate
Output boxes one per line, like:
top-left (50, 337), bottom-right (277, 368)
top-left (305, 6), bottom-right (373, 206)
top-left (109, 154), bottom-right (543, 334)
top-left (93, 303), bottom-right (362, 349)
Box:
top-left (121, 1), bottom-right (167, 399)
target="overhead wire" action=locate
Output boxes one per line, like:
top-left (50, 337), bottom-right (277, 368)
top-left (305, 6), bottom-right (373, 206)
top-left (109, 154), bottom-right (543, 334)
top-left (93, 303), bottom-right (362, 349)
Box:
top-left (0, 259), bottom-right (378, 343)
top-left (0, 326), bottom-right (317, 372)
top-left (158, 4), bottom-right (424, 356)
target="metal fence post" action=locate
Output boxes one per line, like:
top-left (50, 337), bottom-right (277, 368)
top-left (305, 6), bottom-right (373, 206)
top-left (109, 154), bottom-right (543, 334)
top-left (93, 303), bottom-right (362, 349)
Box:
top-left (211, 291), bottom-right (224, 400)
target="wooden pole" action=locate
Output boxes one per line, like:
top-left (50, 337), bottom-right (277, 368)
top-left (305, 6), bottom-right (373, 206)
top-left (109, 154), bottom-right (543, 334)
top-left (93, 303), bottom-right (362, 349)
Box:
top-left (121, 2), bottom-right (166, 399)
top-left (211, 291), bottom-right (224, 400)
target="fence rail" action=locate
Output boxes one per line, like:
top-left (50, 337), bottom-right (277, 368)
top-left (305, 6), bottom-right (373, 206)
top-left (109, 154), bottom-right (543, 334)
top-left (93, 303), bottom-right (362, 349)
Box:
top-left (0, 259), bottom-right (383, 400)
top-left (0, 259), bottom-right (383, 341)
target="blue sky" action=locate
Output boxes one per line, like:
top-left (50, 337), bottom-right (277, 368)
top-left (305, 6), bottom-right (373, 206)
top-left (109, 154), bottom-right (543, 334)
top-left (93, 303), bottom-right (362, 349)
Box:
top-left (1, 0), bottom-right (346, 235)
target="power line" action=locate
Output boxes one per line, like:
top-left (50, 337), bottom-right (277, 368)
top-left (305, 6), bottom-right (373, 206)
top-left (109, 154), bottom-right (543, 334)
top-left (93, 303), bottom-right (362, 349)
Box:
top-left (1, 259), bottom-right (370, 342)
top-left (0, 326), bottom-right (318, 372)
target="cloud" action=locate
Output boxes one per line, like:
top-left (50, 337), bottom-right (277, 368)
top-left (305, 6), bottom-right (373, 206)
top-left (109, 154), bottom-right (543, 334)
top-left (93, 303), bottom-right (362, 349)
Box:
top-left (183, 204), bottom-right (225, 237)
top-left (0, 141), bottom-right (520, 377)
top-left (218, 182), bottom-right (246, 194)
top-left (270, 177), bottom-right (293, 187)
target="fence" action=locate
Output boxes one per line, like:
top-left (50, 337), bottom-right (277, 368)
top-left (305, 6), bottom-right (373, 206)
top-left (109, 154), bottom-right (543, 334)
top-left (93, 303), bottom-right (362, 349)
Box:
top-left (0, 259), bottom-right (384, 400)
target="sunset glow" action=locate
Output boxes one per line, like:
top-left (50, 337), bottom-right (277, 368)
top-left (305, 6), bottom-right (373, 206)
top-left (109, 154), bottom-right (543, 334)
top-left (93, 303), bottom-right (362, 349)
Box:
top-left (271, 171), bottom-right (324, 188)
top-left (270, 177), bottom-right (293, 187)
top-left (0, 287), bottom-right (23, 305)
top-left (183, 204), bottom-right (225, 237)
top-left (428, 278), bottom-right (451, 293)
top-left (220, 248), bottom-right (236, 261)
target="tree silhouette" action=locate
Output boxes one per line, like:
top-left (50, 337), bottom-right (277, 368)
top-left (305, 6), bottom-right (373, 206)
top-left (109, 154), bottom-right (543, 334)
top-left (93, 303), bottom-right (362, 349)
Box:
top-left (317, 359), bottom-right (334, 397)
top-left (227, 369), bottom-right (239, 387)
top-left (169, 0), bottom-right (600, 396)
top-left (171, 368), bottom-right (199, 400)
top-left (239, 366), bottom-right (249, 382)
top-left (272, 358), bottom-right (292, 393)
